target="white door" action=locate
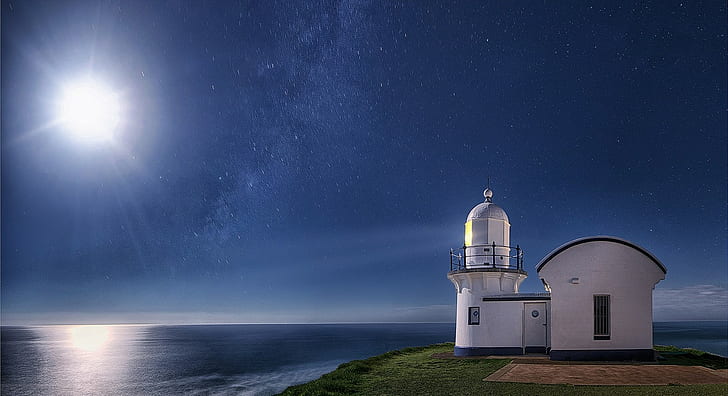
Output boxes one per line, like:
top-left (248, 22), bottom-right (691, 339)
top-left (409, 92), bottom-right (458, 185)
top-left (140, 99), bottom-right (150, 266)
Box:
top-left (523, 302), bottom-right (547, 353)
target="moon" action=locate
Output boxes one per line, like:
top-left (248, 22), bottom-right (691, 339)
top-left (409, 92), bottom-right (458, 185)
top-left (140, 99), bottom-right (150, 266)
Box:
top-left (57, 79), bottom-right (121, 142)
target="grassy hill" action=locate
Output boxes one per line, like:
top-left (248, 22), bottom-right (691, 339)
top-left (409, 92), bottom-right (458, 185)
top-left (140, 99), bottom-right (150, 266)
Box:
top-left (279, 343), bottom-right (727, 395)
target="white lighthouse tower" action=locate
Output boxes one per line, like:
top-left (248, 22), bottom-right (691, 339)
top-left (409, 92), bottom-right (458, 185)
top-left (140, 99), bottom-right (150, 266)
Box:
top-left (448, 188), bottom-right (549, 356)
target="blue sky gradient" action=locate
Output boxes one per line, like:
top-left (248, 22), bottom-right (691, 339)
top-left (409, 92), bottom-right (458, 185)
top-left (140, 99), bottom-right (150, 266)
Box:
top-left (2, 0), bottom-right (726, 324)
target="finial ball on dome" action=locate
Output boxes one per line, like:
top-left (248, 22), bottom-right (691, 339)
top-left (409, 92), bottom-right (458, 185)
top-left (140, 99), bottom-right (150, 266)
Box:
top-left (467, 188), bottom-right (507, 221)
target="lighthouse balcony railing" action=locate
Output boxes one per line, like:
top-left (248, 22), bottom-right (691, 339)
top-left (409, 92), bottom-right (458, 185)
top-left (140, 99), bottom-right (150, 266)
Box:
top-left (449, 243), bottom-right (524, 272)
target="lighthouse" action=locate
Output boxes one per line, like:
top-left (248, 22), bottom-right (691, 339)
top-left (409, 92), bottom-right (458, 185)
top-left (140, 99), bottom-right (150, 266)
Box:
top-left (447, 187), bottom-right (666, 360)
top-left (448, 188), bottom-right (549, 356)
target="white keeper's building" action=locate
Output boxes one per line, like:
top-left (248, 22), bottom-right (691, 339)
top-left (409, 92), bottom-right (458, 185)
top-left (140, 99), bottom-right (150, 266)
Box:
top-left (447, 188), bottom-right (666, 360)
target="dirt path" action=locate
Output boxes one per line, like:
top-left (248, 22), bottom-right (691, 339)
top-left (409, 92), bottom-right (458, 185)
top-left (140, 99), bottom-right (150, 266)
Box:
top-left (485, 363), bottom-right (728, 385)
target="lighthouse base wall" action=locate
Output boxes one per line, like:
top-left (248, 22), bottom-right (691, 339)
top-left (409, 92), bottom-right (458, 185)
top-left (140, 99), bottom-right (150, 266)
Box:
top-left (454, 298), bottom-right (526, 350)
top-left (454, 346), bottom-right (523, 357)
top-left (549, 349), bottom-right (655, 361)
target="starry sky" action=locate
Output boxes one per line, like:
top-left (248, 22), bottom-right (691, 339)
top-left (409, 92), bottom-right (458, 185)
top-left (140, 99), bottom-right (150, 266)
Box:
top-left (2, 1), bottom-right (726, 324)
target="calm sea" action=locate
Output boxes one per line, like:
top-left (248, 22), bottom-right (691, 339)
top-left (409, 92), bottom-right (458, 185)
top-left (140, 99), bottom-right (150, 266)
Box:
top-left (653, 321), bottom-right (727, 357)
top-left (1, 321), bottom-right (725, 395)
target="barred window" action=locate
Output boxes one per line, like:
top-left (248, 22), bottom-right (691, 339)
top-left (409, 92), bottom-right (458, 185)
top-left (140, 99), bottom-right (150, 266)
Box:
top-left (593, 295), bottom-right (610, 340)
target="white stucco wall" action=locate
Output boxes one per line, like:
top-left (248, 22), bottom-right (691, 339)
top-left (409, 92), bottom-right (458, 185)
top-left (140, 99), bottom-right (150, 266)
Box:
top-left (538, 240), bottom-right (665, 351)
top-left (455, 298), bottom-right (524, 348)
top-left (449, 271), bottom-right (534, 350)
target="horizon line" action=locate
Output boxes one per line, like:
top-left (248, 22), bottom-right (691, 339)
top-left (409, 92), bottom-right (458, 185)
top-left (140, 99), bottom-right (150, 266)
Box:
top-left (2, 319), bottom-right (726, 327)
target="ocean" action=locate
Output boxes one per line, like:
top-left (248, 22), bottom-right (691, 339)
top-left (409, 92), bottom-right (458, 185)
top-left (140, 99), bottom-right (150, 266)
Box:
top-left (653, 321), bottom-right (727, 357)
top-left (1, 321), bottom-right (725, 395)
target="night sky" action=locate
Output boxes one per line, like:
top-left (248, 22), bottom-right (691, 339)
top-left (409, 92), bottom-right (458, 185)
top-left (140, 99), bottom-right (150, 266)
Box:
top-left (2, 1), bottom-right (726, 324)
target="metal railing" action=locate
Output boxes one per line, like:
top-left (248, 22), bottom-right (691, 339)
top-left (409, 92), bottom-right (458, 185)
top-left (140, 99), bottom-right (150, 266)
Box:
top-left (449, 243), bottom-right (524, 272)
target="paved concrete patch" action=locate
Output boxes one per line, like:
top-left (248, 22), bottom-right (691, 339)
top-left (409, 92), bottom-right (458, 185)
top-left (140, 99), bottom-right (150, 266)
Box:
top-left (485, 363), bottom-right (728, 385)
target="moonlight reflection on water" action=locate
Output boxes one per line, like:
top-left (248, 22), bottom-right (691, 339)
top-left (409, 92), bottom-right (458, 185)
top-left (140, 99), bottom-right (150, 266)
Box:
top-left (69, 325), bottom-right (111, 352)
top-left (31, 325), bottom-right (142, 395)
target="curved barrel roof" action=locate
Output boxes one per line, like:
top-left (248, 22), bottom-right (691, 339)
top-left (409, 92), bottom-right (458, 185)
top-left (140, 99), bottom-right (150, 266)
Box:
top-left (535, 235), bottom-right (667, 274)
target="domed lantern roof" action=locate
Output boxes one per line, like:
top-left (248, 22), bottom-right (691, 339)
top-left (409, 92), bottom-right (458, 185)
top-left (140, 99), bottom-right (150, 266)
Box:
top-left (466, 188), bottom-right (509, 222)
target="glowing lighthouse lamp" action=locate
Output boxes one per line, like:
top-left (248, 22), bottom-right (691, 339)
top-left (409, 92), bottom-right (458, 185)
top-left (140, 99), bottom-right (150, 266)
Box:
top-left (450, 188), bottom-right (526, 294)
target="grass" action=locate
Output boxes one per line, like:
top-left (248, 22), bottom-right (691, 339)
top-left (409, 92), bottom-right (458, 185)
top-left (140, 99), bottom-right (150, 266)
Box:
top-left (279, 343), bottom-right (727, 395)
top-left (655, 345), bottom-right (728, 369)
